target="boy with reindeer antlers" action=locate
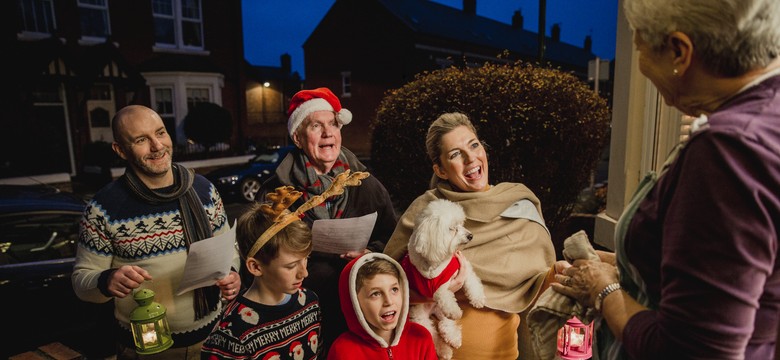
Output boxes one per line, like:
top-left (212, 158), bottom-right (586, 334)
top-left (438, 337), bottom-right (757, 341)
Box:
top-left (201, 170), bottom-right (369, 359)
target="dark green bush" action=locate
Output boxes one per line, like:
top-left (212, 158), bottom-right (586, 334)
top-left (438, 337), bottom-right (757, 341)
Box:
top-left (370, 61), bottom-right (610, 231)
top-left (82, 140), bottom-right (122, 168)
top-left (183, 102), bottom-right (233, 152)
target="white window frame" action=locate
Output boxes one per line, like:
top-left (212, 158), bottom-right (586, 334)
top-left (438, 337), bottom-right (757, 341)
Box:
top-left (77, 0), bottom-right (111, 44)
top-left (593, 0), bottom-right (685, 250)
top-left (152, 0), bottom-right (206, 53)
top-left (86, 82), bottom-right (116, 142)
top-left (143, 72), bottom-right (223, 144)
top-left (17, 0), bottom-right (56, 40)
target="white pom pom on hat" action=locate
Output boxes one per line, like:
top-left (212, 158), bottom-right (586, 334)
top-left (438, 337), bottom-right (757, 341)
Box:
top-left (287, 87), bottom-right (352, 137)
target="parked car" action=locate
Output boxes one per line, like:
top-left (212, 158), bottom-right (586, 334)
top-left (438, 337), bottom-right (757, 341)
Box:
top-left (206, 145), bottom-right (295, 202)
top-left (0, 185), bottom-right (113, 358)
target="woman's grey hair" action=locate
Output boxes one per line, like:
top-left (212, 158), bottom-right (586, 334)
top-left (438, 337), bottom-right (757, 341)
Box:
top-left (624, 0), bottom-right (780, 76)
top-left (425, 112), bottom-right (478, 189)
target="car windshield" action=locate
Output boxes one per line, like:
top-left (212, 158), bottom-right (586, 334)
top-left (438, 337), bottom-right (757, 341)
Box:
top-left (0, 211), bottom-right (80, 265)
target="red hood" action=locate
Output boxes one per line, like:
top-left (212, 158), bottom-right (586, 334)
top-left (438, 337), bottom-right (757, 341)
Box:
top-left (338, 253), bottom-right (410, 348)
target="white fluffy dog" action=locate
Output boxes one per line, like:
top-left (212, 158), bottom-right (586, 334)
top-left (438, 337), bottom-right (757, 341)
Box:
top-left (403, 199), bottom-right (487, 359)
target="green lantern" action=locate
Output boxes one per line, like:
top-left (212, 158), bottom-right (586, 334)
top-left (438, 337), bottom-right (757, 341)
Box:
top-left (129, 288), bottom-right (173, 354)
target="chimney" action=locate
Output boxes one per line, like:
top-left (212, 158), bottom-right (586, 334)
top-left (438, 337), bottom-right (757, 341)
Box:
top-left (584, 35), bottom-right (592, 52)
top-left (551, 23), bottom-right (561, 42)
top-left (511, 10), bottom-right (523, 29)
top-left (280, 53), bottom-right (291, 74)
top-left (463, 0), bottom-right (476, 15)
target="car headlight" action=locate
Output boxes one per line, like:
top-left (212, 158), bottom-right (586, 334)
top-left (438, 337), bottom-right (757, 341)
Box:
top-left (217, 175), bottom-right (239, 184)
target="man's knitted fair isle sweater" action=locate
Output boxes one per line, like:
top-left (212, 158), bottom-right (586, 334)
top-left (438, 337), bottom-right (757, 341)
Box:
top-left (72, 175), bottom-right (238, 347)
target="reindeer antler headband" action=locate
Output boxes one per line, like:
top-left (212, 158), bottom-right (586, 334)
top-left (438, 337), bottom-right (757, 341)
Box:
top-left (247, 169), bottom-right (371, 258)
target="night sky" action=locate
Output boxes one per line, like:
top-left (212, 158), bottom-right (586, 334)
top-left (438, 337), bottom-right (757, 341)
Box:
top-left (241, 0), bottom-right (619, 78)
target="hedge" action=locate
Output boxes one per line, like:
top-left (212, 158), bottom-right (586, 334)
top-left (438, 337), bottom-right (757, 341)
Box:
top-left (370, 61), bottom-right (611, 231)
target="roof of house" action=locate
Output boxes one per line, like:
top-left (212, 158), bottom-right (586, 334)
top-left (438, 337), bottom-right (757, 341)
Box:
top-left (377, 0), bottom-right (595, 68)
top-left (12, 38), bottom-right (145, 86)
top-left (247, 64), bottom-right (301, 82)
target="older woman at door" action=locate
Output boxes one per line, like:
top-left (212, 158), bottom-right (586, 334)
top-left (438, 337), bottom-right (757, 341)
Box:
top-left (553, 0), bottom-right (780, 359)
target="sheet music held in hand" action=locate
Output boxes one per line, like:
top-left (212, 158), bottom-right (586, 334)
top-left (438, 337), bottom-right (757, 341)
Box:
top-left (176, 220), bottom-right (236, 296)
top-left (311, 212), bottom-right (377, 254)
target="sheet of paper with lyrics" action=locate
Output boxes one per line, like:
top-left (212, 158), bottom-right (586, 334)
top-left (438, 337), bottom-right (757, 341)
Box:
top-left (176, 220), bottom-right (236, 295)
top-left (311, 212), bottom-right (377, 254)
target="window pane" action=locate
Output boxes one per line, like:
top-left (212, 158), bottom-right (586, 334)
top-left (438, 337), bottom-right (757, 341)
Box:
top-left (181, 0), bottom-right (200, 19)
top-left (181, 20), bottom-right (202, 47)
top-left (186, 88), bottom-right (210, 110)
top-left (154, 88), bottom-right (176, 140)
top-left (151, 0), bottom-right (173, 15)
top-left (78, 7), bottom-right (109, 37)
top-left (154, 18), bottom-right (175, 45)
top-left (19, 0), bottom-right (56, 33)
top-left (154, 89), bottom-right (174, 115)
top-left (341, 72), bottom-right (352, 96)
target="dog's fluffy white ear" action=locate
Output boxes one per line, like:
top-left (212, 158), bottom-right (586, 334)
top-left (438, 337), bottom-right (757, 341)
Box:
top-left (412, 214), bottom-right (452, 265)
top-left (409, 228), bottom-right (425, 256)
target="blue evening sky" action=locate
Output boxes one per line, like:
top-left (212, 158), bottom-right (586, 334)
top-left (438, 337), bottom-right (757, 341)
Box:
top-left (241, 0), bottom-right (619, 78)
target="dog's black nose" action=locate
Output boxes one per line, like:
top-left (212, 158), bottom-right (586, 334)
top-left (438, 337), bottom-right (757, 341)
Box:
top-left (467, 233), bottom-right (473, 241)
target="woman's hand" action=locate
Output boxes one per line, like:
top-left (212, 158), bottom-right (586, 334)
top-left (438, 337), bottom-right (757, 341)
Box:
top-left (216, 270), bottom-right (241, 301)
top-left (447, 251), bottom-right (467, 293)
top-left (552, 260), bottom-right (618, 308)
top-left (554, 259), bottom-right (571, 276)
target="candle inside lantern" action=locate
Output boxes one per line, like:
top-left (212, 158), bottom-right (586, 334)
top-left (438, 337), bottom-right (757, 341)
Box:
top-left (141, 324), bottom-right (157, 345)
top-left (569, 331), bottom-right (584, 347)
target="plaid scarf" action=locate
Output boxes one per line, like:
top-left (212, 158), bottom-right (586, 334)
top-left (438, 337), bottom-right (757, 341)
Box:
top-left (123, 163), bottom-right (219, 320)
top-left (290, 150), bottom-right (351, 220)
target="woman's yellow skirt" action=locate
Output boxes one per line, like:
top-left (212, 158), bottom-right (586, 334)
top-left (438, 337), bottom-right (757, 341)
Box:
top-left (452, 304), bottom-right (521, 360)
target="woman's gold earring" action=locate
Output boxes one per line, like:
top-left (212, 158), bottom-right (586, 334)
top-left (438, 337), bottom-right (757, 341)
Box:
top-left (673, 68), bottom-right (679, 76)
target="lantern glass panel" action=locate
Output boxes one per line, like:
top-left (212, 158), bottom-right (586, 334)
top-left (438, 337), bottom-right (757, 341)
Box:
top-left (556, 317), bottom-right (593, 360)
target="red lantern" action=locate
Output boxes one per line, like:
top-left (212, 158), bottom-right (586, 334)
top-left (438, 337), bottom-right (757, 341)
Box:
top-left (556, 316), bottom-right (593, 359)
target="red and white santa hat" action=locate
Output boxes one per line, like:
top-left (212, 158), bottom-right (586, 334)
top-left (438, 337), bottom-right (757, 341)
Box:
top-left (287, 87), bottom-right (352, 137)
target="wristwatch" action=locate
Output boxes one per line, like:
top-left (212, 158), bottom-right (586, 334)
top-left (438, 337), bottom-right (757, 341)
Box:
top-left (595, 282), bottom-right (621, 312)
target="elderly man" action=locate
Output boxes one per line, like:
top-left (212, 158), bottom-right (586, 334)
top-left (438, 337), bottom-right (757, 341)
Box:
top-left (258, 88), bottom-right (398, 356)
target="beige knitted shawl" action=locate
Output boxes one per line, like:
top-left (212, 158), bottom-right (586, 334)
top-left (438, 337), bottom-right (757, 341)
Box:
top-left (384, 182), bottom-right (556, 313)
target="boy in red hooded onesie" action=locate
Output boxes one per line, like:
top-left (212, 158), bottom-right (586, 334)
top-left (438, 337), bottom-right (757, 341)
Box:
top-left (327, 253), bottom-right (437, 359)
